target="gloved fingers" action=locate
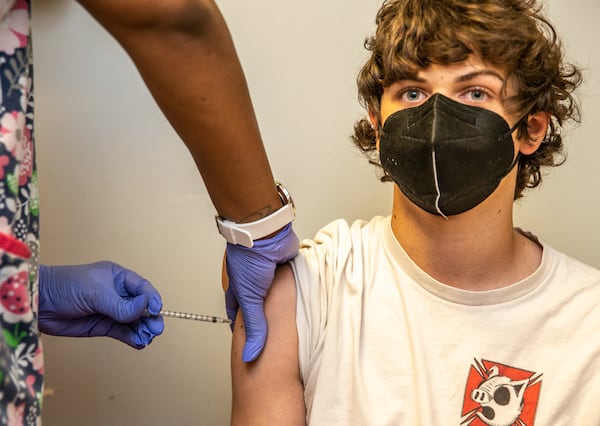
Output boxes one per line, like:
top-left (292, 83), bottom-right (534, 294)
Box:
top-left (81, 315), bottom-right (116, 338)
top-left (127, 274), bottom-right (162, 315)
top-left (37, 317), bottom-right (101, 337)
top-left (97, 293), bottom-right (148, 323)
top-left (140, 314), bottom-right (165, 337)
top-left (118, 267), bottom-right (163, 316)
top-left (224, 287), bottom-right (239, 331)
top-left (249, 223), bottom-right (299, 262)
top-left (42, 314), bottom-right (164, 348)
top-left (223, 223), bottom-right (299, 362)
top-left (105, 318), bottom-right (163, 349)
top-left (38, 315), bottom-right (141, 348)
top-left (239, 301), bottom-right (268, 362)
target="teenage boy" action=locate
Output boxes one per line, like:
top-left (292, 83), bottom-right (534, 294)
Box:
top-left (230, 0), bottom-right (600, 424)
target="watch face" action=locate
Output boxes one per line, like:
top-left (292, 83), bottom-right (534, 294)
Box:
top-left (276, 182), bottom-right (295, 209)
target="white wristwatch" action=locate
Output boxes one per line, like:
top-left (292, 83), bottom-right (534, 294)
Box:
top-left (215, 182), bottom-right (295, 248)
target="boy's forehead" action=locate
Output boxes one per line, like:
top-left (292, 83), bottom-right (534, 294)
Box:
top-left (398, 59), bottom-right (508, 82)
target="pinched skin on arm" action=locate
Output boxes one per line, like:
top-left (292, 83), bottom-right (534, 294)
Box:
top-left (231, 264), bottom-right (306, 425)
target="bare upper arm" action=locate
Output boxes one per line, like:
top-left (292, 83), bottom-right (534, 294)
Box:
top-left (231, 264), bottom-right (305, 425)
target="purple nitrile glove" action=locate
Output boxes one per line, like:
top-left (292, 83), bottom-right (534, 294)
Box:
top-left (38, 261), bottom-right (164, 349)
top-left (225, 223), bottom-right (299, 362)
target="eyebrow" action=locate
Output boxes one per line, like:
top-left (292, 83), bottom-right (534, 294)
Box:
top-left (454, 70), bottom-right (505, 83)
top-left (399, 69), bottom-right (505, 84)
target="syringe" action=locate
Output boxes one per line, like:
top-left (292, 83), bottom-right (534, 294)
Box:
top-left (145, 309), bottom-right (232, 324)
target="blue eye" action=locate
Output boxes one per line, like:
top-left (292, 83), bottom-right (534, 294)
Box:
top-left (467, 89), bottom-right (488, 101)
top-left (400, 88), bottom-right (424, 102)
top-left (406, 90), bottom-right (420, 100)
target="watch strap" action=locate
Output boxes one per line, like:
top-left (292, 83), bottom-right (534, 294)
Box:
top-left (216, 202), bottom-right (295, 248)
top-left (215, 182), bottom-right (296, 248)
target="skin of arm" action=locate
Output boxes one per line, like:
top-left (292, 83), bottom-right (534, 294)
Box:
top-left (75, 0), bottom-right (282, 222)
top-left (75, 0), bottom-right (299, 362)
top-left (230, 264), bottom-right (306, 425)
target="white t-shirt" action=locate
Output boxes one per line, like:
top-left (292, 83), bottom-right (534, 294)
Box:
top-left (291, 216), bottom-right (600, 426)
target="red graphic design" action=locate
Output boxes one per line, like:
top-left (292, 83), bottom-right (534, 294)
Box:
top-left (461, 359), bottom-right (542, 426)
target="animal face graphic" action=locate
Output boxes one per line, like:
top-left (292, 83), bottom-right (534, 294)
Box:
top-left (471, 366), bottom-right (528, 426)
top-left (461, 359), bottom-right (542, 426)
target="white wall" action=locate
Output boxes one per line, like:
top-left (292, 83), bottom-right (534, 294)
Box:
top-left (31, 0), bottom-right (599, 425)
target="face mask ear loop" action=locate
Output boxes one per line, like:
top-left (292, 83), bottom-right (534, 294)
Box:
top-left (502, 114), bottom-right (528, 175)
top-left (509, 113), bottom-right (527, 133)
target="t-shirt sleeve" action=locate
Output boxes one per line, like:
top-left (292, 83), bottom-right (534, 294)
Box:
top-left (290, 219), bottom-right (355, 385)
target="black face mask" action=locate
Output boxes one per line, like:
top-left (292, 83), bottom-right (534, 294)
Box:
top-left (379, 93), bottom-right (521, 217)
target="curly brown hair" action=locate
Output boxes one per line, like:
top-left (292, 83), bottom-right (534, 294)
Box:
top-left (352, 0), bottom-right (582, 198)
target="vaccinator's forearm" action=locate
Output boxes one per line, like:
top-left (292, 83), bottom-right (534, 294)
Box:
top-left (77, 0), bottom-right (282, 222)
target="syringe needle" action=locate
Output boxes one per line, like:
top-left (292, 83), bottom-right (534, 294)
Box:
top-left (145, 309), bottom-right (232, 324)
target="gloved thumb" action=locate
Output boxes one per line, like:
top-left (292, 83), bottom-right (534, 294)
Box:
top-left (100, 294), bottom-right (148, 323)
top-left (240, 301), bottom-right (268, 362)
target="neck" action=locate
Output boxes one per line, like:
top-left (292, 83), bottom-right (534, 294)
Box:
top-left (390, 186), bottom-right (542, 291)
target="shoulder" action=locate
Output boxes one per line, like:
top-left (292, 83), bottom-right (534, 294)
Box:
top-left (537, 240), bottom-right (600, 306)
top-left (290, 217), bottom-right (392, 357)
top-left (298, 216), bottom-right (388, 254)
top-left (293, 216), bottom-right (389, 275)
top-left (542, 240), bottom-right (600, 280)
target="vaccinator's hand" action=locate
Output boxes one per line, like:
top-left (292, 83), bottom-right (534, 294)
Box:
top-left (225, 224), bottom-right (299, 362)
top-left (38, 261), bottom-right (164, 349)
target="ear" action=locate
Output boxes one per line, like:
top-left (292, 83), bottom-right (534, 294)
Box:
top-left (368, 109), bottom-right (381, 150)
top-left (518, 112), bottom-right (550, 155)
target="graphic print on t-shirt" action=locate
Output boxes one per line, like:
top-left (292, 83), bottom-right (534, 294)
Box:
top-left (460, 358), bottom-right (542, 426)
